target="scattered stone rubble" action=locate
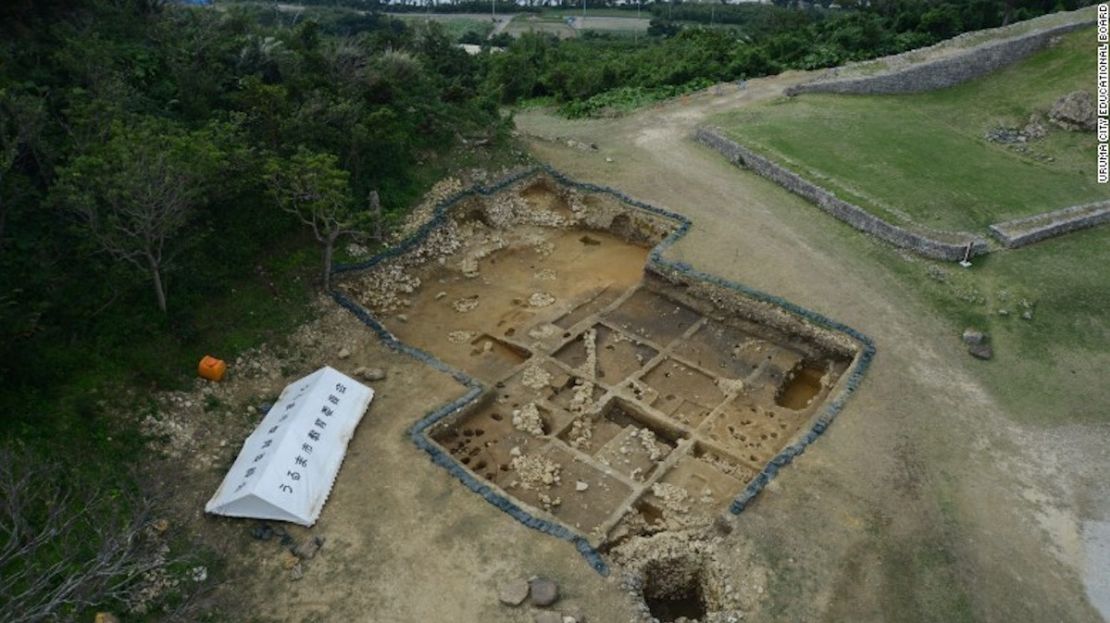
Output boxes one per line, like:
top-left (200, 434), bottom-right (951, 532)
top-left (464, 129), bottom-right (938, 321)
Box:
top-left (510, 453), bottom-right (562, 490)
top-left (512, 402), bottom-right (546, 436)
top-left (522, 364), bottom-right (553, 390)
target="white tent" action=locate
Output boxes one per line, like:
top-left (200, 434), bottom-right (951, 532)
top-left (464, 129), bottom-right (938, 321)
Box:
top-left (205, 366), bottom-right (374, 526)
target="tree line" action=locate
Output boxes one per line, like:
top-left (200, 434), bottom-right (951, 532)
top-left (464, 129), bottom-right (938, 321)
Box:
top-left (480, 0), bottom-right (1092, 116)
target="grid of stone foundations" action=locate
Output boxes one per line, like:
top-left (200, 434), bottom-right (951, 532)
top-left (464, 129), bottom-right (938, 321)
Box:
top-left (431, 277), bottom-right (849, 547)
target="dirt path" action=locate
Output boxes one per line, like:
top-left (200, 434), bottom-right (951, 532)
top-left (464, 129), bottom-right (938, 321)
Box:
top-left (515, 72), bottom-right (1109, 621)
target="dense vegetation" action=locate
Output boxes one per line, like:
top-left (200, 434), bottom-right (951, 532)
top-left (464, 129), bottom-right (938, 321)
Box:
top-left (0, 1), bottom-right (504, 617)
top-left (0, 0), bottom-right (501, 434)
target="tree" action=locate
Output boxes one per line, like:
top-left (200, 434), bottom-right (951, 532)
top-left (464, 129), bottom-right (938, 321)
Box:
top-left (0, 89), bottom-right (46, 252)
top-left (0, 446), bottom-right (169, 622)
top-left (265, 150), bottom-right (369, 289)
top-left (55, 118), bottom-right (219, 313)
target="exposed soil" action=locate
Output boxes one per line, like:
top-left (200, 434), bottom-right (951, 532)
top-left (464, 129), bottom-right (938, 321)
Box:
top-left (336, 178), bottom-right (856, 556)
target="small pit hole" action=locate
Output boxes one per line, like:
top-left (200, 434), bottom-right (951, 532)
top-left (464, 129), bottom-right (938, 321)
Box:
top-left (641, 556), bottom-right (710, 623)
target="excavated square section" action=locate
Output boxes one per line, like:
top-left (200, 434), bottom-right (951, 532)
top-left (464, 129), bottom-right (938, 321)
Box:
top-left (336, 175), bottom-right (858, 546)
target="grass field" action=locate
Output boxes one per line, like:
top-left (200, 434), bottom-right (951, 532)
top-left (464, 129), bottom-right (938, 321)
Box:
top-left (714, 28), bottom-right (1107, 232)
top-left (504, 14), bottom-right (578, 38)
top-left (874, 221), bottom-right (1110, 425)
top-left (392, 13), bottom-right (496, 40)
top-left (502, 12), bottom-right (650, 38)
top-left (574, 15), bottom-right (650, 33)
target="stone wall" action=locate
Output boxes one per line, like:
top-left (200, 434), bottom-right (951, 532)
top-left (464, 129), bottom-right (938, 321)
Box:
top-left (695, 127), bottom-right (988, 262)
top-left (785, 20), bottom-right (1093, 96)
top-left (988, 200), bottom-right (1110, 248)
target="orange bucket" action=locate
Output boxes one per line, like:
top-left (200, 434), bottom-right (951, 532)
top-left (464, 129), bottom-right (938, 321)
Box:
top-left (198, 356), bottom-right (227, 382)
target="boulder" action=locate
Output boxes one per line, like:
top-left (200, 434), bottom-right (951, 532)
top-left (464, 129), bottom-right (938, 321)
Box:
top-left (529, 577), bottom-right (560, 607)
top-left (354, 367), bottom-right (387, 382)
top-left (498, 578), bottom-right (530, 606)
top-left (1049, 91), bottom-right (1095, 132)
top-left (968, 343), bottom-right (993, 360)
top-left (961, 329), bottom-right (986, 346)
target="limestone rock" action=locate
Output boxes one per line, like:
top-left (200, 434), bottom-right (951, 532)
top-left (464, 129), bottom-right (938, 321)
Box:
top-left (355, 367), bottom-right (387, 382)
top-left (968, 343), bottom-right (993, 360)
top-left (961, 328), bottom-right (986, 345)
top-left (453, 296), bottom-right (479, 313)
top-left (529, 292), bottom-right (556, 308)
top-left (338, 347), bottom-right (351, 359)
top-left (1049, 91), bottom-right (1095, 132)
top-left (529, 577), bottom-right (560, 607)
top-left (1023, 114), bottom-right (1047, 140)
top-left (498, 578), bottom-right (530, 606)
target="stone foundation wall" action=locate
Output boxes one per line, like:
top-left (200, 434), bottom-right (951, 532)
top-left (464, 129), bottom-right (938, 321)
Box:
top-left (988, 200), bottom-right (1110, 248)
top-left (785, 20), bottom-right (1093, 96)
top-left (695, 127), bottom-right (988, 262)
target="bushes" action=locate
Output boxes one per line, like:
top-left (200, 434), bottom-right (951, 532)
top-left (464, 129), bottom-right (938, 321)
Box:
top-left (0, 447), bottom-right (166, 622)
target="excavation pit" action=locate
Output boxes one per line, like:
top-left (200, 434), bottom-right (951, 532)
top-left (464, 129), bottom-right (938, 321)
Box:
top-left (336, 171), bottom-right (868, 554)
top-left (642, 556), bottom-right (710, 623)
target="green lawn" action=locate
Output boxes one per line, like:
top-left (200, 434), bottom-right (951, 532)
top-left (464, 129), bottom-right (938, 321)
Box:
top-left (871, 220), bottom-right (1110, 425)
top-left (504, 15), bottom-right (578, 39)
top-left (394, 14), bottom-right (495, 41)
top-left (714, 28), bottom-right (1106, 232)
